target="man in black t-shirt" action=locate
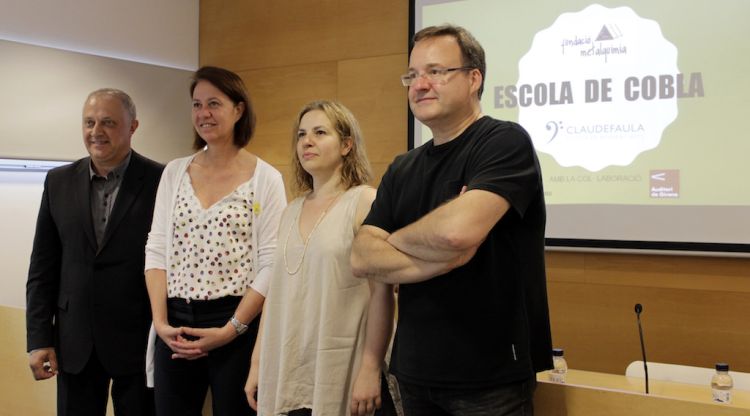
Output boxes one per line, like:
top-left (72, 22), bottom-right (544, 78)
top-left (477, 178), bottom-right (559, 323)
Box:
top-left (351, 25), bottom-right (552, 415)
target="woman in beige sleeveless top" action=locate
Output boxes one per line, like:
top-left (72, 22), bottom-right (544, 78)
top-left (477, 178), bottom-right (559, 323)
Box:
top-left (245, 100), bottom-right (396, 415)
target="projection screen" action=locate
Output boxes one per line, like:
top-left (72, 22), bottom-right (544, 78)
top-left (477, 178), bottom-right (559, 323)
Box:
top-left (410, 0), bottom-right (750, 256)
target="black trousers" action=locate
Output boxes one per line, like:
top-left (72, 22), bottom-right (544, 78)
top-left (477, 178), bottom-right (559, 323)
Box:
top-left (57, 350), bottom-right (154, 416)
top-left (153, 297), bottom-right (258, 416)
top-left (397, 377), bottom-right (535, 416)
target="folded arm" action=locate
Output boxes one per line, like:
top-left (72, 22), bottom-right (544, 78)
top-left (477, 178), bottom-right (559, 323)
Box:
top-left (352, 189), bottom-right (509, 284)
top-left (351, 225), bottom-right (454, 284)
top-left (388, 188), bottom-right (509, 261)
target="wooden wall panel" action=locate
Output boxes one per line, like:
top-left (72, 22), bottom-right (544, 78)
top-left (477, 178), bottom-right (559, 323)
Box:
top-left (274, 163), bottom-right (296, 201)
top-left (330, 0), bottom-right (408, 61)
top-left (338, 54), bottom-right (409, 166)
top-left (237, 63), bottom-right (338, 167)
top-left (1, 306), bottom-right (67, 415)
top-left (546, 251), bottom-right (750, 375)
top-left (370, 163), bottom-right (391, 187)
top-left (200, 1), bottom-right (337, 70)
top-left (200, 0), bottom-right (409, 193)
top-left (200, 0), bottom-right (407, 71)
top-left (586, 253), bottom-right (750, 292)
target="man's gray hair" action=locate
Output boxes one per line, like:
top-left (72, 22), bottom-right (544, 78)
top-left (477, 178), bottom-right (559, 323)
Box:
top-left (86, 88), bottom-right (137, 121)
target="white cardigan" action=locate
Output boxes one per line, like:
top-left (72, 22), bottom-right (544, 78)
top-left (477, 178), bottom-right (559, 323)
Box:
top-left (145, 153), bottom-right (286, 296)
top-left (144, 153), bottom-right (286, 386)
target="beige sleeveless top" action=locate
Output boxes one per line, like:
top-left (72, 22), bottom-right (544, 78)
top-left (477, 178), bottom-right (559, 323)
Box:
top-left (258, 186), bottom-right (371, 415)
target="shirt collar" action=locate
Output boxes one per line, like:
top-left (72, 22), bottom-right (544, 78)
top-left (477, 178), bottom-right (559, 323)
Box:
top-left (89, 151), bottom-right (132, 180)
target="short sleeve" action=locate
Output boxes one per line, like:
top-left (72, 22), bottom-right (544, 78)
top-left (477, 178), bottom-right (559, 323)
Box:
top-left (466, 123), bottom-right (541, 217)
top-left (362, 159), bottom-right (399, 233)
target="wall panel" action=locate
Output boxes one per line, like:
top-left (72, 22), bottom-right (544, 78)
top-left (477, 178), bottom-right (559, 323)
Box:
top-left (1, 306), bottom-right (57, 415)
top-left (200, 0), bottom-right (409, 191)
top-left (239, 62), bottom-right (339, 167)
top-left (200, 0), bottom-right (407, 71)
top-left (547, 252), bottom-right (750, 375)
top-left (338, 54), bottom-right (409, 165)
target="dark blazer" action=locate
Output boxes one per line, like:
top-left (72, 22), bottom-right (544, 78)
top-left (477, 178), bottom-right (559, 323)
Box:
top-left (26, 151), bottom-right (164, 376)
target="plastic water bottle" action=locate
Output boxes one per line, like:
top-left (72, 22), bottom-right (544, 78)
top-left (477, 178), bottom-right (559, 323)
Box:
top-left (549, 348), bottom-right (568, 383)
top-left (711, 363), bottom-right (733, 403)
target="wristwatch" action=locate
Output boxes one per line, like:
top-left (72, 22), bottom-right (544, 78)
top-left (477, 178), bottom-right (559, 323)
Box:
top-left (229, 315), bottom-right (248, 335)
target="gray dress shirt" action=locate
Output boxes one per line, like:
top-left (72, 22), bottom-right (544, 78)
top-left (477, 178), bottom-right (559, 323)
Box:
top-left (89, 152), bottom-right (131, 248)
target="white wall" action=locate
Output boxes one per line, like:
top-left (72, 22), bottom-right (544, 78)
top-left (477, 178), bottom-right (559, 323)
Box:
top-left (0, 39), bottom-right (195, 163)
top-left (0, 0), bottom-right (198, 70)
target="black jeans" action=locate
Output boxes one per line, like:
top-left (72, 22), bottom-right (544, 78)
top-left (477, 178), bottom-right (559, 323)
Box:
top-left (397, 377), bottom-right (535, 416)
top-left (153, 297), bottom-right (258, 416)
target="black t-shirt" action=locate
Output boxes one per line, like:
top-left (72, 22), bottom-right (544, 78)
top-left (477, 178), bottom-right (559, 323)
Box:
top-left (364, 116), bottom-right (553, 389)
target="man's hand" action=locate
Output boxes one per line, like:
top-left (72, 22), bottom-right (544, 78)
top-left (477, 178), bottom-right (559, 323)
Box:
top-left (29, 347), bottom-right (58, 380)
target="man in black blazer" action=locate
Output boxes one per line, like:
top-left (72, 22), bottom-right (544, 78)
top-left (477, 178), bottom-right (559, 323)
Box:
top-left (26, 88), bottom-right (164, 416)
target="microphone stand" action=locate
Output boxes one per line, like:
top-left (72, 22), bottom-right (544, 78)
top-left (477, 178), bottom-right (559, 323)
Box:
top-left (635, 303), bottom-right (649, 394)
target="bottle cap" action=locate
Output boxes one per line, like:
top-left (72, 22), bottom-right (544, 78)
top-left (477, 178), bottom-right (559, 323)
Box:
top-left (552, 348), bottom-right (564, 356)
top-left (716, 363), bottom-right (730, 371)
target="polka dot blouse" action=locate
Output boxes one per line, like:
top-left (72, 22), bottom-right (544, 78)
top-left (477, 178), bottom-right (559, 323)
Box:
top-left (167, 174), bottom-right (255, 300)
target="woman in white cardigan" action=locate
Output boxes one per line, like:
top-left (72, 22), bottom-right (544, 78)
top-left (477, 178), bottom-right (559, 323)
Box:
top-left (145, 66), bottom-right (286, 416)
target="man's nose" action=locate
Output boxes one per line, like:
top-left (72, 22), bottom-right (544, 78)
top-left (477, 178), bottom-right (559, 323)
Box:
top-left (90, 122), bottom-right (103, 135)
top-left (411, 73), bottom-right (432, 90)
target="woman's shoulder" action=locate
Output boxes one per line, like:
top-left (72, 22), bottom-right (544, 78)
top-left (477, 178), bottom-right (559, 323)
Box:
top-left (253, 156), bottom-right (283, 180)
top-left (164, 153), bottom-right (197, 171)
top-left (345, 185), bottom-right (376, 232)
top-left (349, 184), bottom-right (375, 211)
top-left (253, 155), bottom-right (276, 173)
top-left (161, 154), bottom-right (196, 181)
top-left (278, 194), bottom-right (305, 220)
top-left (350, 184), bottom-right (376, 200)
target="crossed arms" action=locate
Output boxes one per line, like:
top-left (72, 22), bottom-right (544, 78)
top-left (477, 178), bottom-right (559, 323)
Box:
top-left (350, 188), bottom-right (510, 284)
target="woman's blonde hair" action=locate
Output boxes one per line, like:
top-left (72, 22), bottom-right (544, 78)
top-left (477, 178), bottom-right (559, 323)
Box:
top-left (291, 100), bottom-right (372, 194)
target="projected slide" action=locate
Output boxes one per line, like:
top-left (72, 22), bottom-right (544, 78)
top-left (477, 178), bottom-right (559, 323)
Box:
top-left (412, 0), bottom-right (750, 252)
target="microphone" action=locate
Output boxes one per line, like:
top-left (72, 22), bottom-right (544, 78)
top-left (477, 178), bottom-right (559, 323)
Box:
top-left (634, 303), bottom-right (649, 394)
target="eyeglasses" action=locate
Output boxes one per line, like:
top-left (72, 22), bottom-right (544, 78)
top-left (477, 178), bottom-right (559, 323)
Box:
top-left (400, 67), bottom-right (475, 87)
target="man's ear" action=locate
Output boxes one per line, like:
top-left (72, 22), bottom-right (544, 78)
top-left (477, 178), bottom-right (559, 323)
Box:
top-left (130, 119), bottom-right (139, 135)
top-left (470, 68), bottom-right (483, 97)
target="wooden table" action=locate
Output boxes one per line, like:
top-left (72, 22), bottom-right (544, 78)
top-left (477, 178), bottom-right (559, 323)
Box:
top-left (534, 369), bottom-right (750, 415)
